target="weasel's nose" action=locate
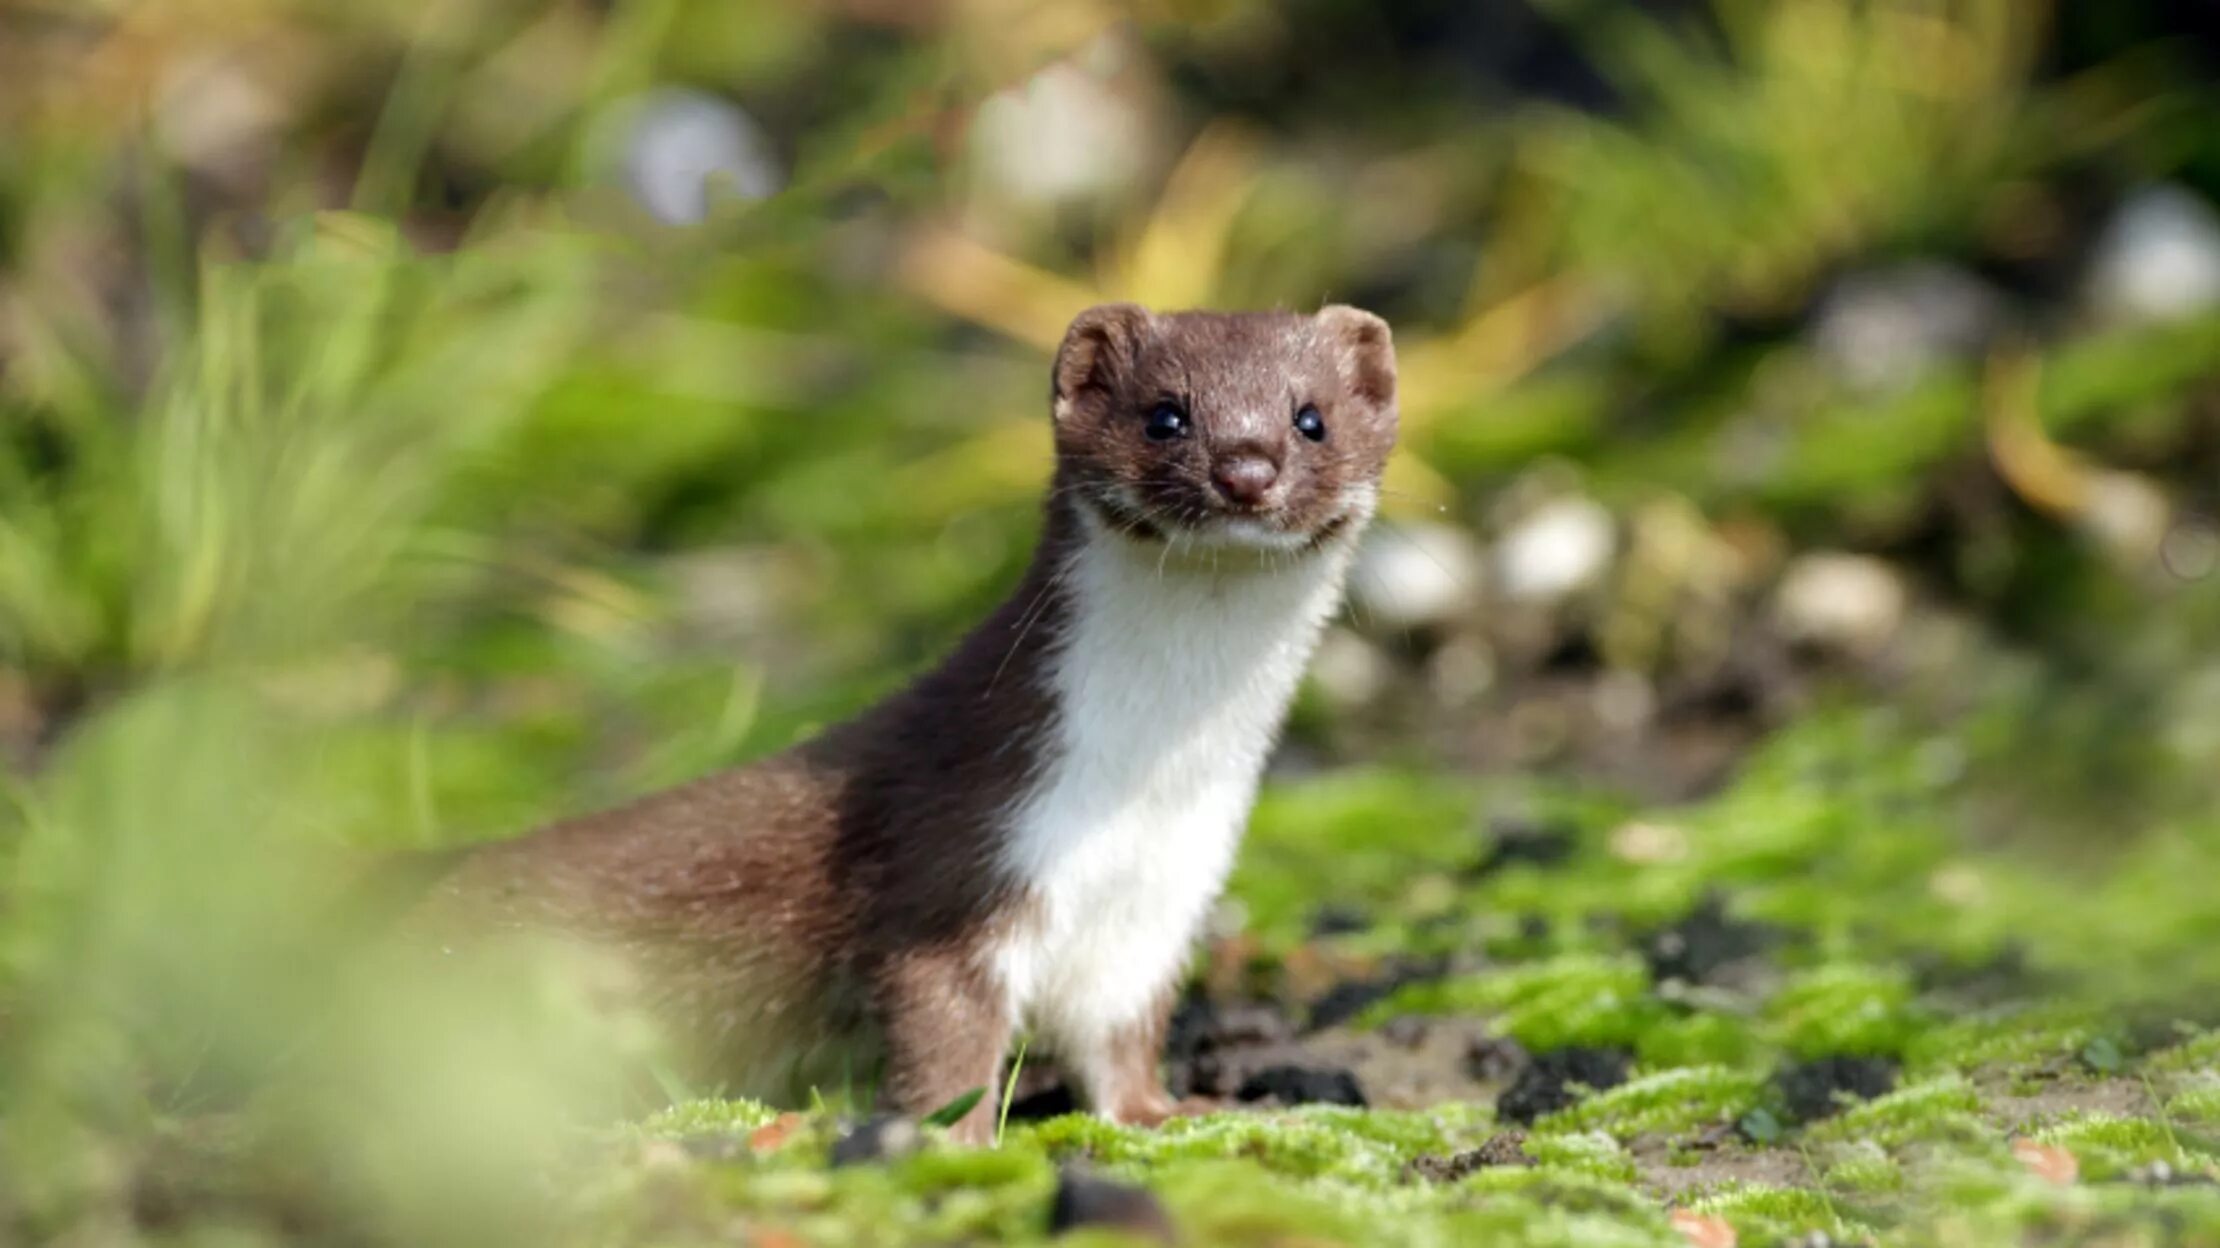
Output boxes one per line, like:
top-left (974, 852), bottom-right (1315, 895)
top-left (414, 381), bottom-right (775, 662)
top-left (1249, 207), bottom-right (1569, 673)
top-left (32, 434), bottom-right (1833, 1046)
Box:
top-left (1211, 455), bottom-right (1280, 508)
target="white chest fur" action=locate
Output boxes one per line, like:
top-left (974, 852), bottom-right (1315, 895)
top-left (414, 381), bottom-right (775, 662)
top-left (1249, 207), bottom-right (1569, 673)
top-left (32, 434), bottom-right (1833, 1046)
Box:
top-left (990, 521), bottom-right (1356, 1053)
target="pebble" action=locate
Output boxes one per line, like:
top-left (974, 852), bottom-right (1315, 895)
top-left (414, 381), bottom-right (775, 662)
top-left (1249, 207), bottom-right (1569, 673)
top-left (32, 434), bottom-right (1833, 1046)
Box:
top-left (1233, 1064), bottom-right (1367, 1107)
top-left (970, 36), bottom-right (1151, 208)
top-left (598, 88), bottom-right (781, 225)
top-left (1349, 522), bottom-right (1485, 629)
top-left (2086, 184), bottom-right (2220, 325)
top-left (1309, 627), bottom-right (1394, 709)
top-left (1048, 1168), bottom-right (1175, 1242)
top-left (1810, 261), bottom-right (2001, 391)
top-left (1495, 498), bottom-right (1615, 604)
top-left (1772, 552), bottom-right (1906, 655)
top-left (830, 1115), bottom-right (922, 1167)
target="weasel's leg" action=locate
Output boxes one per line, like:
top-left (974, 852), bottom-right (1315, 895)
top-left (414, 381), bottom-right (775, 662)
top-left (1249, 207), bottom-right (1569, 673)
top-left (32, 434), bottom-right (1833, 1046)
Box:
top-left (876, 954), bottom-right (1009, 1145)
top-left (1060, 990), bottom-right (1205, 1127)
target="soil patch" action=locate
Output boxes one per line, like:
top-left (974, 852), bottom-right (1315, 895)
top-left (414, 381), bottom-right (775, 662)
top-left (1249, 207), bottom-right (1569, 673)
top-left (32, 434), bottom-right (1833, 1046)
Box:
top-left (1774, 1055), bottom-right (1898, 1125)
top-left (1640, 893), bottom-right (1780, 989)
top-left (1404, 1131), bottom-right (1535, 1183)
top-left (1498, 1047), bottom-right (1632, 1124)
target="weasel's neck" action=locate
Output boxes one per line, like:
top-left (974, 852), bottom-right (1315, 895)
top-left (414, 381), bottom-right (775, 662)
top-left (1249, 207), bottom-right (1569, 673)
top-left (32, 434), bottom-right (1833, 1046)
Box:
top-left (998, 500), bottom-right (1359, 874)
top-left (809, 496), bottom-right (1360, 934)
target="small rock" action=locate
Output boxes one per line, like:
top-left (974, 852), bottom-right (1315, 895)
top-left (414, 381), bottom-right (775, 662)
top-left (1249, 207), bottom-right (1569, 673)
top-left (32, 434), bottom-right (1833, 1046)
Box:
top-left (1234, 1064), bottom-right (1367, 1107)
top-left (830, 1115), bottom-right (922, 1167)
top-left (1810, 261), bottom-right (2002, 391)
top-left (1773, 1055), bottom-right (1896, 1124)
top-left (1497, 1047), bottom-right (1630, 1124)
top-left (1349, 522), bottom-right (1485, 629)
top-left (1641, 894), bottom-right (1777, 987)
top-left (1608, 820), bottom-right (1688, 865)
top-left (1048, 1168), bottom-right (1176, 1242)
top-left (1309, 627), bottom-right (1395, 709)
top-left (1307, 903), bottom-right (1371, 938)
top-left (2086, 184), bottom-right (2220, 326)
top-left (1306, 957), bottom-right (1446, 1031)
top-left (1772, 552), bottom-right (1906, 656)
top-left (598, 88), bottom-right (781, 225)
top-left (2160, 516), bottom-right (2220, 582)
top-left (1496, 498), bottom-right (1615, 604)
top-left (1306, 979), bottom-right (1397, 1031)
top-left (1425, 635), bottom-right (1496, 706)
top-left (970, 36), bottom-right (1152, 208)
top-left (2074, 469), bottom-right (2171, 567)
top-left (1462, 815), bottom-right (1578, 879)
top-left (1463, 1035), bottom-right (1530, 1084)
top-left (1379, 1016), bottom-right (1431, 1049)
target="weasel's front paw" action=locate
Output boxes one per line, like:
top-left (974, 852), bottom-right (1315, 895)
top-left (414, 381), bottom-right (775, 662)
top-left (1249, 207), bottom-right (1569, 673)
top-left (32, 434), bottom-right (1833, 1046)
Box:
top-left (1166, 1094), bottom-right (1225, 1119)
top-left (1108, 1092), bottom-right (1225, 1128)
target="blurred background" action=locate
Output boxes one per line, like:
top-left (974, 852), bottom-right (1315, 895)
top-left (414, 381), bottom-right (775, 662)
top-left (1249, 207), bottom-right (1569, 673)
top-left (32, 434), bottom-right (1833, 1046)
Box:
top-left (4, 0), bottom-right (2220, 1243)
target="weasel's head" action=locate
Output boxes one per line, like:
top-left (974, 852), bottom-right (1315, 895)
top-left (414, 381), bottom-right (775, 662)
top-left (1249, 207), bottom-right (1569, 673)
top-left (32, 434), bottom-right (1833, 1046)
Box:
top-left (1049, 304), bottom-right (1398, 553)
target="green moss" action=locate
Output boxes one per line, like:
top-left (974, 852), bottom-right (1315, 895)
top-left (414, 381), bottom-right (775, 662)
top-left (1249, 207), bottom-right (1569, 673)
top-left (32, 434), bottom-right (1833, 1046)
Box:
top-left (1018, 1107), bottom-right (1475, 1189)
top-left (2033, 1114), bottom-right (2199, 1180)
top-left (1904, 1006), bottom-right (2104, 1075)
top-left (1688, 1183), bottom-right (1868, 1246)
top-left (1804, 1077), bottom-right (1985, 1149)
top-left (1818, 1143), bottom-right (1902, 1194)
top-left (1633, 1011), bottom-right (1765, 1070)
top-left (636, 1098), bottom-right (783, 1137)
top-left (2169, 1086), bottom-right (2220, 1127)
top-left (1540, 1067), bottom-right (1764, 1139)
top-left (1762, 964), bottom-right (1919, 1059)
top-left (1234, 771), bottom-right (1477, 946)
top-left (1520, 1132), bottom-right (1639, 1182)
top-left (1373, 955), bottom-right (1659, 1050)
top-left (1460, 1164), bottom-right (1664, 1222)
top-left (2149, 1028), bottom-right (2220, 1076)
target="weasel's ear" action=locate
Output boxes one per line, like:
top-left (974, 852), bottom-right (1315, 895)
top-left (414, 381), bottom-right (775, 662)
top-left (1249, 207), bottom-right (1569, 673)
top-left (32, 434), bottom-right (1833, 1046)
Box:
top-left (1052, 303), bottom-right (1150, 419)
top-left (1316, 304), bottom-right (1396, 407)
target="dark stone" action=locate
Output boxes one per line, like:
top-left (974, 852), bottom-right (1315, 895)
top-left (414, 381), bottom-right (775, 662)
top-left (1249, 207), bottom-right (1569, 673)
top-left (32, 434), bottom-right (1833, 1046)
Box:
top-left (1379, 1016), bottom-right (1430, 1048)
top-left (1462, 816), bottom-right (1578, 880)
top-left (1773, 1055), bottom-right (1898, 1124)
top-left (829, 1114), bottom-right (922, 1166)
top-left (1640, 892), bottom-right (1777, 986)
top-left (1164, 993), bottom-right (1301, 1098)
top-left (1234, 1064), bottom-right (1368, 1107)
top-left (1306, 979), bottom-right (1397, 1031)
top-left (1463, 1035), bottom-right (1530, 1084)
top-left (1305, 956), bottom-right (1448, 1031)
top-left (1496, 1047), bottom-right (1631, 1124)
top-left (1048, 1169), bottom-right (1175, 1242)
top-left (1308, 903), bottom-right (1372, 938)
top-left (1404, 1131), bottom-right (1534, 1182)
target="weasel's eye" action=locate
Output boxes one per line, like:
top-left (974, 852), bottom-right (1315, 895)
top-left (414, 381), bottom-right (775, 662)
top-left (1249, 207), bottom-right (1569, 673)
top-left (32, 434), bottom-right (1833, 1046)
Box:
top-left (1294, 404), bottom-right (1327, 442)
top-left (1145, 402), bottom-right (1190, 442)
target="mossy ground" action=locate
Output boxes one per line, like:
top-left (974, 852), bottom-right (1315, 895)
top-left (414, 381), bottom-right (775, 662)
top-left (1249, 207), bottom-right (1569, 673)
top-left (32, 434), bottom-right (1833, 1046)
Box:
top-left (566, 708), bottom-right (2220, 1247)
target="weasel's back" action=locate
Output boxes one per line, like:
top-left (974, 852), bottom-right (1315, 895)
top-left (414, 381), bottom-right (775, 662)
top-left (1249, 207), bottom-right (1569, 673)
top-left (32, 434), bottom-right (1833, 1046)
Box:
top-left (398, 754), bottom-right (868, 1096)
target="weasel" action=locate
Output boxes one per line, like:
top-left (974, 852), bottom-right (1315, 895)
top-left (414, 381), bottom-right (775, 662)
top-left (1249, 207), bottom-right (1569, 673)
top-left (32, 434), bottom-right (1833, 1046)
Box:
top-left (419, 303), bottom-right (1398, 1142)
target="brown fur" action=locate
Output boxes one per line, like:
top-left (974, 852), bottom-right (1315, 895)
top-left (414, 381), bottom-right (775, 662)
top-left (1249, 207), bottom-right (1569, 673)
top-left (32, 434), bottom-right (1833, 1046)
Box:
top-left (411, 304), bottom-right (1397, 1142)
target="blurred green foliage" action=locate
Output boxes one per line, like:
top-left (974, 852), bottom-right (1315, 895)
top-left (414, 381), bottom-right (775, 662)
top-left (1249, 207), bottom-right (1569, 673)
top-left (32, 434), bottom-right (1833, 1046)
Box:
top-left (3, 0), bottom-right (2220, 1242)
